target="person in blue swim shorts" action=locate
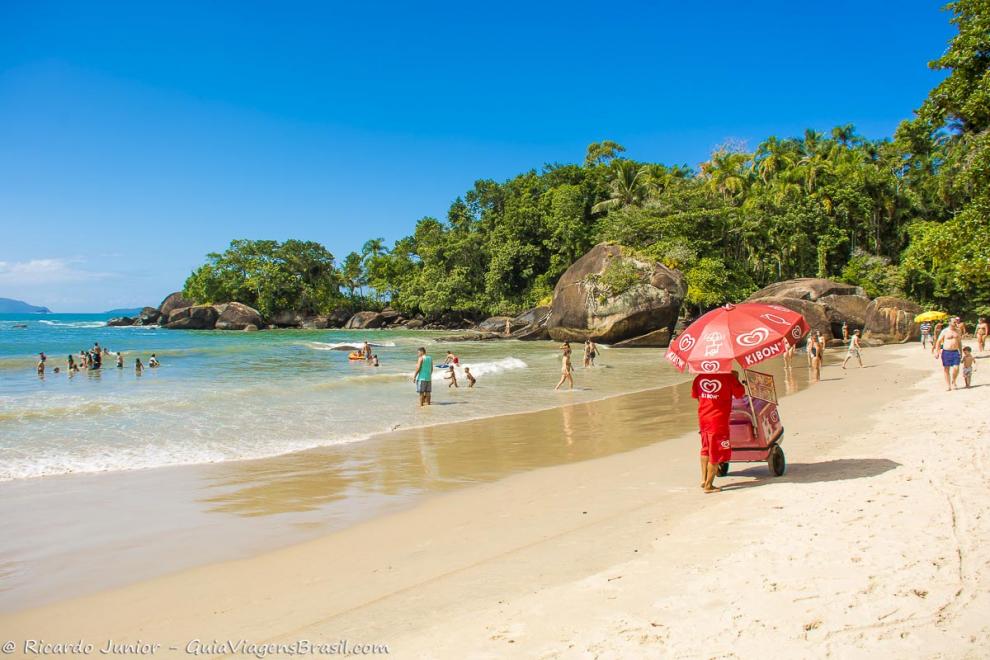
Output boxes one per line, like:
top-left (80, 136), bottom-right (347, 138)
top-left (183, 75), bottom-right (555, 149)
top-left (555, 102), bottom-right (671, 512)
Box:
top-left (936, 319), bottom-right (963, 391)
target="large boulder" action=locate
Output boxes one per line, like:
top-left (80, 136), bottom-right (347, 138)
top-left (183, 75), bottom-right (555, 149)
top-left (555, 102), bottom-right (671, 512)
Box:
top-left (547, 243), bottom-right (686, 345)
top-left (270, 311), bottom-right (306, 328)
top-left (214, 302), bottom-right (263, 331)
top-left (513, 306), bottom-right (551, 327)
top-left (158, 292), bottom-right (193, 319)
top-left (345, 311), bottom-right (386, 329)
top-left (477, 316), bottom-right (515, 333)
top-left (748, 297), bottom-right (833, 342)
top-left (864, 297), bottom-right (922, 343)
top-left (165, 304), bottom-right (218, 330)
top-left (612, 327), bottom-right (672, 348)
top-left (327, 308), bottom-right (352, 328)
top-left (747, 278), bottom-right (865, 302)
top-left (136, 307), bottom-right (161, 326)
top-left (818, 294), bottom-right (871, 337)
top-left (404, 319), bottom-right (425, 329)
top-left (301, 315), bottom-right (330, 329)
top-left (107, 316), bottom-right (135, 327)
top-left (379, 309), bottom-right (403, 326)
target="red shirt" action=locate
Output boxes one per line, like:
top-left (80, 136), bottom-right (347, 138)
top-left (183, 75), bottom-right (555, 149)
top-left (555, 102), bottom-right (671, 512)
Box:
top-left (691, 373), bottom-right (746, 432)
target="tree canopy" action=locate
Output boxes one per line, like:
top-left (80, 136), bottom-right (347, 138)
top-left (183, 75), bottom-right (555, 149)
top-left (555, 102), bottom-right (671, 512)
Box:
top-left (183, 3), bottom-right (989, 320)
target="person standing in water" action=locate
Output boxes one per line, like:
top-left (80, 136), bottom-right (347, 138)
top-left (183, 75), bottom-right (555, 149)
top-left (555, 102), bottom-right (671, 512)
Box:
top-left (841, 330), bottom-right (864, 369)
top-left (135, 358), bottom-right (144, 374)
top-left (116, 352), bottom-right (124, 368)
top-left (412, 347), bottom-right (433, 406)
top-left (554, 342), bottom-right (574, 390)
top-left (808, 334), bottom-right (822, 382)
top-left (464, 367), bottom-right (476, 387)
top-left (363, 341), bottom-right (372, 361)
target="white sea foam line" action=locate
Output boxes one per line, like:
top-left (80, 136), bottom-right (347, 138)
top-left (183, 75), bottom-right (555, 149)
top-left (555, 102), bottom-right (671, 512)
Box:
top-left (304, 341), bottom-right (398, 351)
top-left (38, 320), bottom-right (107, 328)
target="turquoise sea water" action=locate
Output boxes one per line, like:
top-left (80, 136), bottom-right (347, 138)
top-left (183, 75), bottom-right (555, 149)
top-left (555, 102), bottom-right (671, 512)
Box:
top-left (0, 313), bottom-right (683, 481)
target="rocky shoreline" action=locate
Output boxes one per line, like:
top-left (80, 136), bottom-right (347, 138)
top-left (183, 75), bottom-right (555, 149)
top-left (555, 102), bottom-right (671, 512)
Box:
top-left (108, 243), bottom-right (923, 348)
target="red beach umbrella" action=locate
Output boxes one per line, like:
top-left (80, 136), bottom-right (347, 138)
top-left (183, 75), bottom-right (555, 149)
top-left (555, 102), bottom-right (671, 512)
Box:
top-left (665, 302), bottom-right (810, 374)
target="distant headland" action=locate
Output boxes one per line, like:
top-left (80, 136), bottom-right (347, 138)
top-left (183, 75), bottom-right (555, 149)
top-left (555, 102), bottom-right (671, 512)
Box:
top-left (0, 298), bottom-right (51, 314)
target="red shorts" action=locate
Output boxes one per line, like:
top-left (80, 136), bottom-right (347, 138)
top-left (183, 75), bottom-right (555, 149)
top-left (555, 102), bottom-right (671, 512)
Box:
top-left (700, 429), bottom-right (732, 464)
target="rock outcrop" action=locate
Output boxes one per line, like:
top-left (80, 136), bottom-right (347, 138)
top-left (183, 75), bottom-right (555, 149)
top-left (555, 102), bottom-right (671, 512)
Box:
top-left (136, 307), bottom-right (161, 326)
top-left (214, 302), bottom-right (263, 331)
top-left (158, 292), bottom-right (193, 319)
top-left (818, 294), bottom-right (871, 331)
top-left (746, 278), bottom-right (865, 302)
top-left (864, 297), bottom-right (922, 343)
top-left (477, 316), bottom-right (514, 333)
top-left (547, 244), bottom-right (685, 345)
top-left (328, 308), bottom-right (352, 328)
top-left (165, 304), bottom-right (219, 330)
top-left (270, 311), bottom-right (306, 328)
top-left (612, 327), bottom-right (672, 348)
top-left (748, 297), bottom-right (834, 341)
top-left (345, 311), bottom-right (386, 329)
top-left (107, 316), bottom-right (135, 327)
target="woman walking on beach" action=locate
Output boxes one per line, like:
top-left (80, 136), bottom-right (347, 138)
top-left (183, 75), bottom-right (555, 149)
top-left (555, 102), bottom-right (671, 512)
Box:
top-left (555, 342), bottom-right (574, 390)
top-left (841, 329), bottom-right (863, 369)
top-left (976, 317), bottom-right (988, 352)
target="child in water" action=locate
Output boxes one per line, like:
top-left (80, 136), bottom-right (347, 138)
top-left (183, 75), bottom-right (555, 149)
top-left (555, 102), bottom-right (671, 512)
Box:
top-left (148, 354), bottom-right (160, 368)
top-left (446, 366), bottom-right (458, 388)
top-left (961, 346), bottom-right (976, 388)
top-left (372, 355), bottom-right (380, 367)
top-left (135, 358), bottom-right (144, 374)
top-left (116, 352), bottom-right (124, 368)
top-left (464, 367), bottom-right (476, 387)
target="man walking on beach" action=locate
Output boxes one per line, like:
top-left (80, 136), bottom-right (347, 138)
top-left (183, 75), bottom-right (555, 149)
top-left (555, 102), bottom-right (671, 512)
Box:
top-left (935, 319), bottom-right (963, 391)
top-left (691, 370), bottom-right (745, 493)
top-left (412, 347), bottom-right (433, 406)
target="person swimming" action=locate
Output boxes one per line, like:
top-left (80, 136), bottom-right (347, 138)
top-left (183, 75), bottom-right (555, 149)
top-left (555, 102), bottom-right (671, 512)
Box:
top-left (372, 354), bottom-right (380, 367)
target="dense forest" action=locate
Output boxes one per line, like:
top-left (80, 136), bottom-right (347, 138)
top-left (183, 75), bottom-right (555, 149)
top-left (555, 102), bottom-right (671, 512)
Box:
top-left (184, 0), bottom-right (989, 320)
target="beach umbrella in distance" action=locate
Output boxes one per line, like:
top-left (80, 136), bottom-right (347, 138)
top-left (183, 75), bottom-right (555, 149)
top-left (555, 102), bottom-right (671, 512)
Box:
top-left (914, 311), bottom-right (948, 323)
top-left (665, 302), bottom-right (810, 374)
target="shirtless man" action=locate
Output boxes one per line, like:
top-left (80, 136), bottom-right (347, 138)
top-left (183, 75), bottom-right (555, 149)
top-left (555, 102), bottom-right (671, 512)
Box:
top-left (935, 319), bottom-right (963, 391)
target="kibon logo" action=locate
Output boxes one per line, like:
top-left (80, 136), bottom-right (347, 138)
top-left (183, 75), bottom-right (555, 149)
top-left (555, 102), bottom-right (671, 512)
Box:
top-left (678, 333), bottom-right (696, 351)
top-left (700, 360), bottom-right (720, 373)
top-left (698, 378), bottom-right (722, 394)
top-left (735, 327), bottom-right (770, 347)
top-left (791, 326), bottom-right (803, 339)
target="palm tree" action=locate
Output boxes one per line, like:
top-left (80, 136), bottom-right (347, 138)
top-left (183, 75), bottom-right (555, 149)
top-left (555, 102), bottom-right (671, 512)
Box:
top-left (592, 160), bottom-right (649, 213)
top-left (700, 149), bottom-right (750, 202)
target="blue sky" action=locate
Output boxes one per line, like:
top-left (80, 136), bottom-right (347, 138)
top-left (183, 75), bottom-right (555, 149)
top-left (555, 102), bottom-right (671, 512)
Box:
top-left (0, 1), bottom-right (953, 312)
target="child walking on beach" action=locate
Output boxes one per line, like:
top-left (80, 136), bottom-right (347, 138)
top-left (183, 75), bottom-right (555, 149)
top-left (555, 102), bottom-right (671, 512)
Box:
top-left (841, 330), bottom-right (863, 369)
top-left (962, 347), bottom-right (976, 388)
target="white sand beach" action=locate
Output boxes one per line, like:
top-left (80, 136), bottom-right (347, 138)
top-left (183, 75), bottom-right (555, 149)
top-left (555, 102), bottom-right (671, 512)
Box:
top-left (2, 343), bottom-right (988, 658)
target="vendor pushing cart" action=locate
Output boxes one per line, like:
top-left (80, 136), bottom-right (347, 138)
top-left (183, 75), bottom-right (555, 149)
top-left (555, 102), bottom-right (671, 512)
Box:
top-left (665, 302), bottom-right (810, 492)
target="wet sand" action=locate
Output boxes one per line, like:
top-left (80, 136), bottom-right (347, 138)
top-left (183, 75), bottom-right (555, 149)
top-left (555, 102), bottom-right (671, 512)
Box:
top-left (1, 344), bottom-right (964, 658)
top-left (0, 353), bottom-right (812, 612)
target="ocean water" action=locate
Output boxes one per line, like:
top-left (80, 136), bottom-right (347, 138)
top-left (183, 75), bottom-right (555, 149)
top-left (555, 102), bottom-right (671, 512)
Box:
top-left (0, 313), bottom-right (686, 481)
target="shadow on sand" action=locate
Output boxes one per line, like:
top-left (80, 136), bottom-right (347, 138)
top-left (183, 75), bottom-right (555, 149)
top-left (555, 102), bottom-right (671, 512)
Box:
top-left (721, 458), bottom-right (900, 491)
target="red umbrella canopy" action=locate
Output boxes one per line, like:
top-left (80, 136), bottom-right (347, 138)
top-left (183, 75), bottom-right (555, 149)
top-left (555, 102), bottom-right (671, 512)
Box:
top-left (665, 302), bottom-right (810, 373)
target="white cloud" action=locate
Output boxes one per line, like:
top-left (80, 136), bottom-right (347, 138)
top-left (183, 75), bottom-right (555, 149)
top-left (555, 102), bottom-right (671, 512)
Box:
top-left (0, 258), bottom-right (115, 285)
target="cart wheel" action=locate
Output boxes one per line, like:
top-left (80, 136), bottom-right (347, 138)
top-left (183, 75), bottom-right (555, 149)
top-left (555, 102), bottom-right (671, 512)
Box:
top-left (717, 462), bottom-right (730, 477)
top-left (769, 445), bottom-right (786, 476)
